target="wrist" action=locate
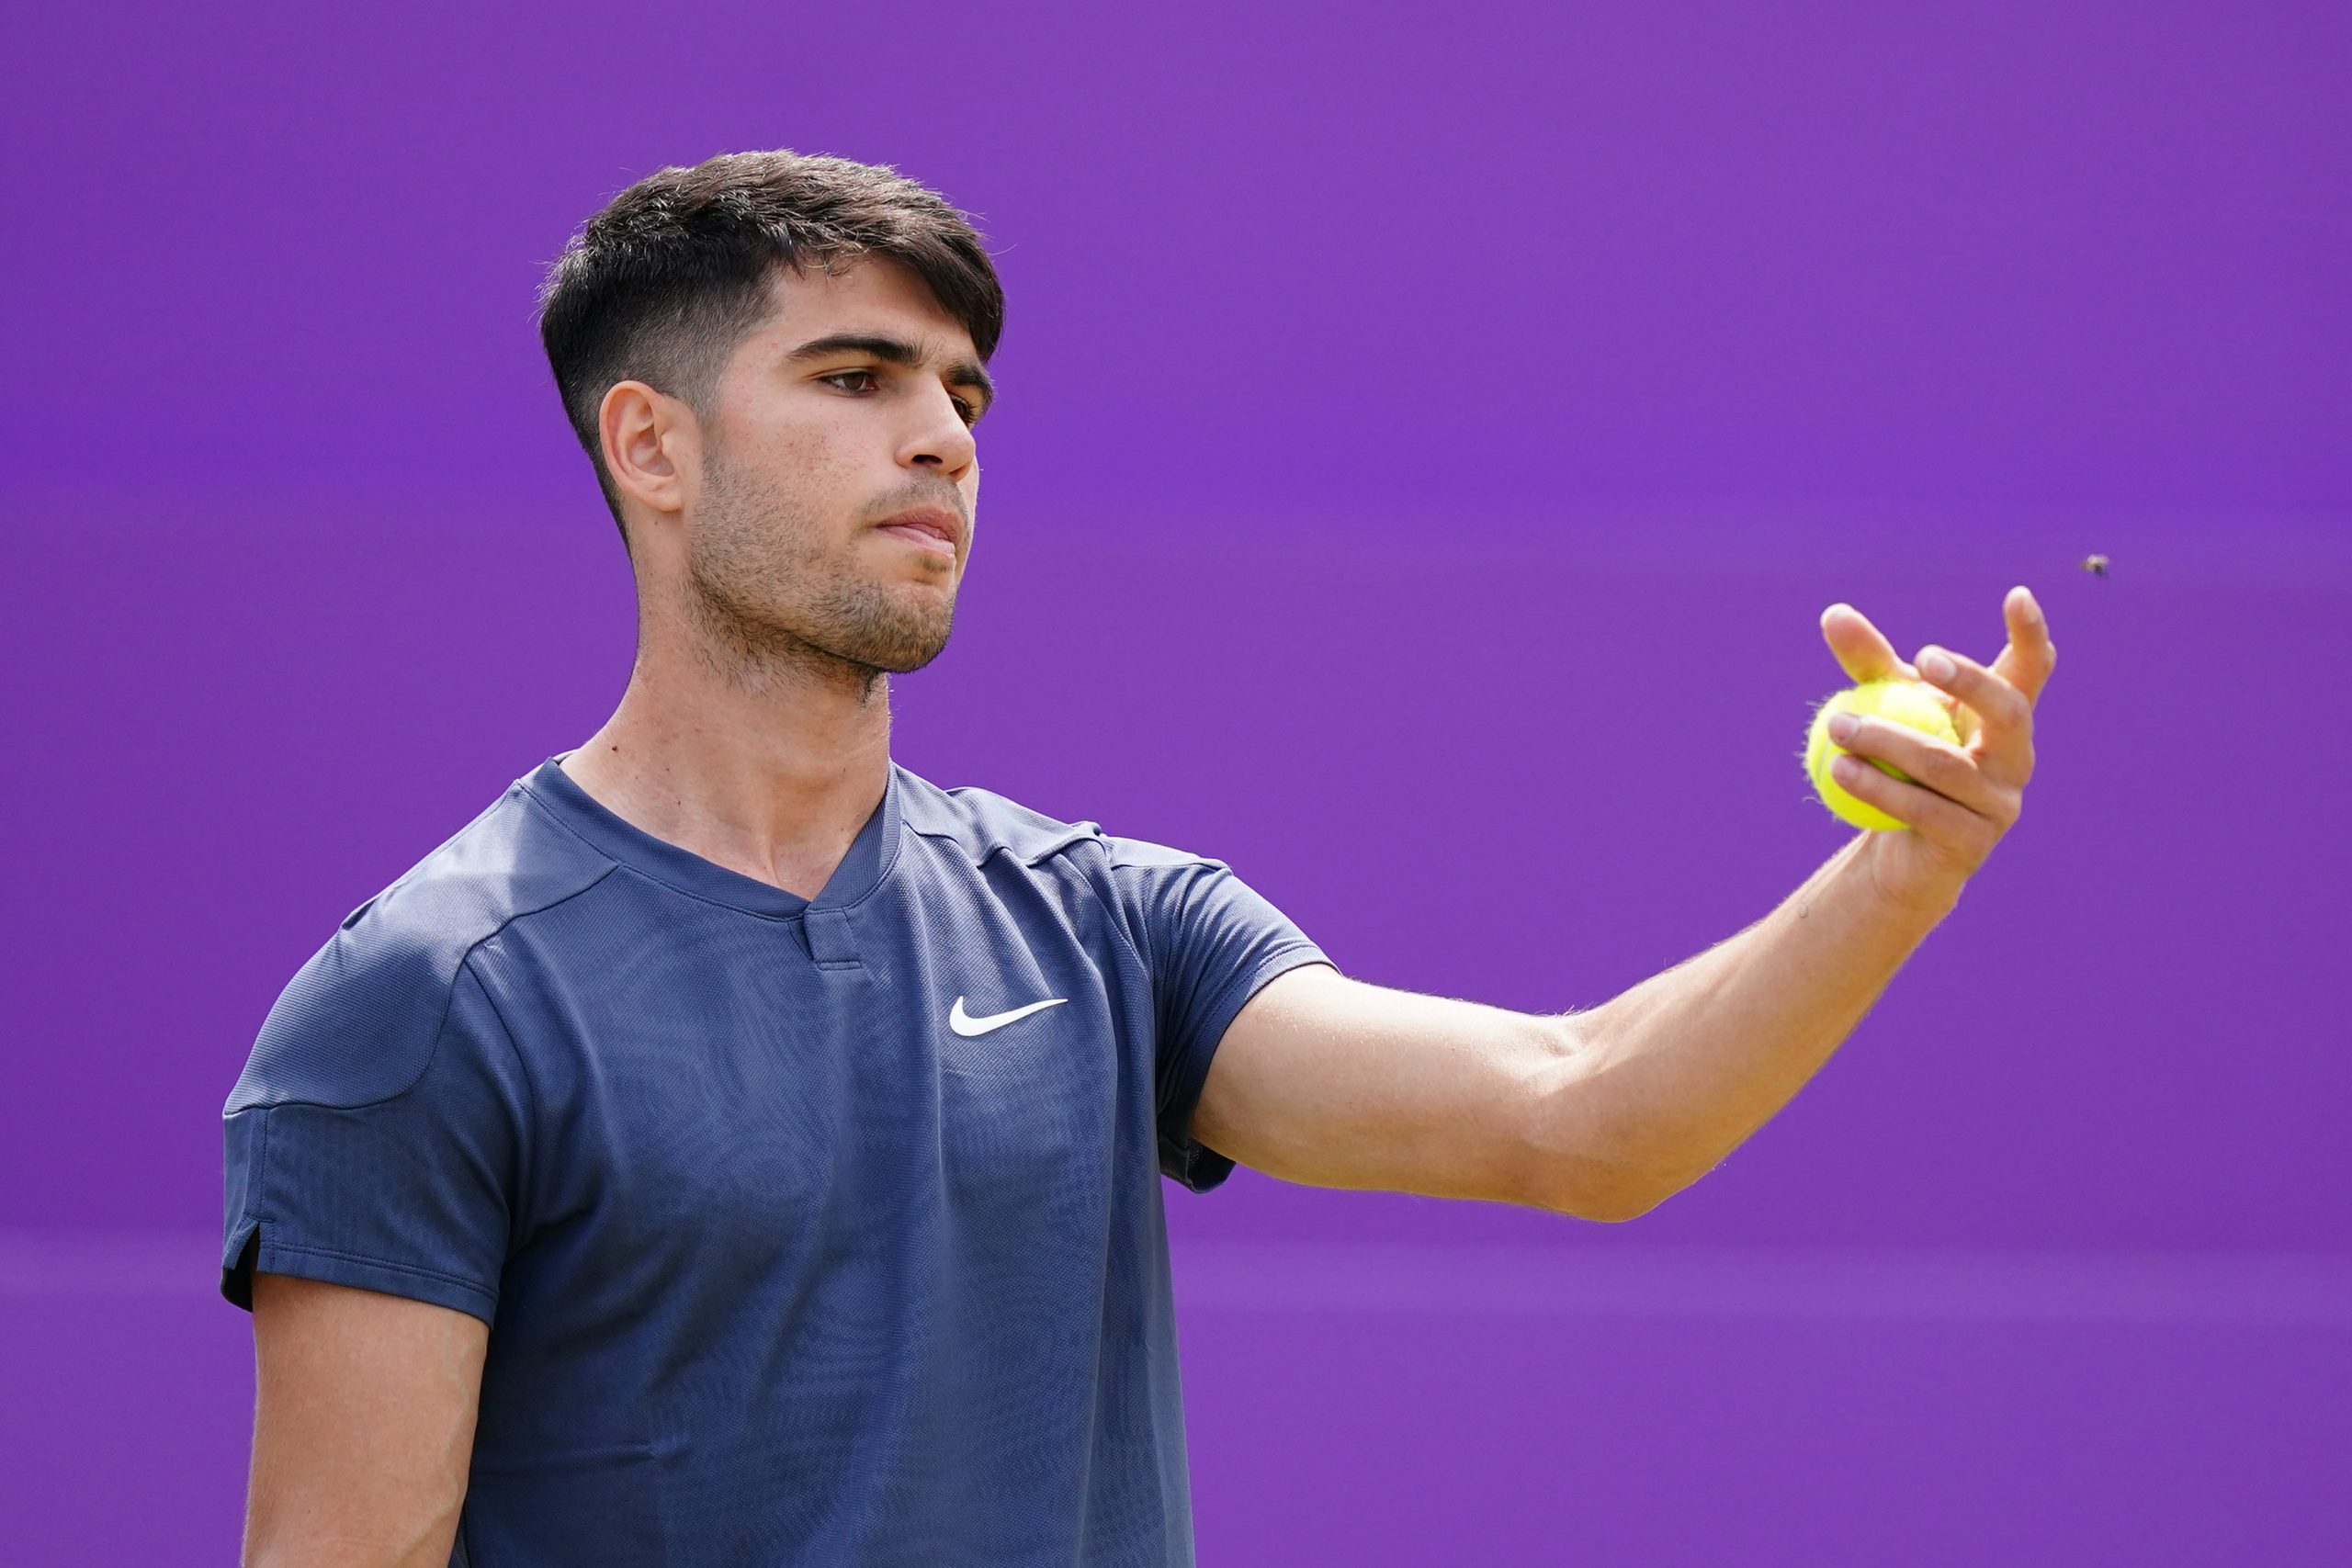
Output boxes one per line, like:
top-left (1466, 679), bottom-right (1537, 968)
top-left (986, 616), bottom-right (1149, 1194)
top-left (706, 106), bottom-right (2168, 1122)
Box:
top-left (1844, 835), bottom-right (1964, 929)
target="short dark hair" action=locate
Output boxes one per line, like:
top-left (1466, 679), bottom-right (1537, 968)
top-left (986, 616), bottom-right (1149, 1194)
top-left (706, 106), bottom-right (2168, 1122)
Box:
top-left (537, 151), bottom-right (1004, 532)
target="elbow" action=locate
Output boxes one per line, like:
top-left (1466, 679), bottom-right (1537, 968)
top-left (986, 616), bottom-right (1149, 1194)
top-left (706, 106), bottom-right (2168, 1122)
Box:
top-left (1517, 1115), bottom-right (1672, 1224)
top-left (1550, 1171), bottom-right (1668, 1224)
top-left (1521, 1016), bottom-right (1675, 1224)
top-left (1583, 1158), bottom-right (1714, 1223)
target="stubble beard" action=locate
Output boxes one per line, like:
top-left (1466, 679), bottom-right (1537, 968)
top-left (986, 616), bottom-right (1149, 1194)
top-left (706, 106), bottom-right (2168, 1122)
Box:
top-left (679, 450), bottom-right (957, 699)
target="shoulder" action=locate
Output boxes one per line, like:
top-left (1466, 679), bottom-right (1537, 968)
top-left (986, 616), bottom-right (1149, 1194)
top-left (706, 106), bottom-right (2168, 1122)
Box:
top-left (895, 764), bottom-right (1107, 870)
top-left (892, 763), bottom-right (1222, 876)
top-left (225, 781), bottom-right (616, 1114)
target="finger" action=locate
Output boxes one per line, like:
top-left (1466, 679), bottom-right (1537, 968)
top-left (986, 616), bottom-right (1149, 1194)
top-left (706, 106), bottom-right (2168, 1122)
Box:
top-left (1821, 604), bottom-right (1918, 685)
top-left (1826, 710), bottom-right (2017, 825)
top-left (1826, 750), bottom-right (1998, 861)
top-left (1914, 643), bottom-right (2035, 789)
top-left (1988, 584), bottom-right (2057, 708)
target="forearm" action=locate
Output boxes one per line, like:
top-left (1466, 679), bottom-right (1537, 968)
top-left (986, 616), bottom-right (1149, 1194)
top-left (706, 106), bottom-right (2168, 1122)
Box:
top-left (1557, 834), bottom-right (1954, 1207)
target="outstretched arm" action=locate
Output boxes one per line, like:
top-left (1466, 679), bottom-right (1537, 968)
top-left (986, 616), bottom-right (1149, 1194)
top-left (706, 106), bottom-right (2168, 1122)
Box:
top-left (1559, 585), bottom-right (2057, 1201)
top-left (1193, 587), bottom-right (2056, 1220)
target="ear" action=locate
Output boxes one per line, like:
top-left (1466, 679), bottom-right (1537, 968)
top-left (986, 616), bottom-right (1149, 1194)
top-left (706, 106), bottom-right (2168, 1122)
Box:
top-left (598, 380), bottom-right (702, 523)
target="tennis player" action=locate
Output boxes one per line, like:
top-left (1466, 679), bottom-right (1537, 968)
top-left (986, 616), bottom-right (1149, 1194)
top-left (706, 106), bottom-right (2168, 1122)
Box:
top-left (220, 150), bottom-right (2055, 1566)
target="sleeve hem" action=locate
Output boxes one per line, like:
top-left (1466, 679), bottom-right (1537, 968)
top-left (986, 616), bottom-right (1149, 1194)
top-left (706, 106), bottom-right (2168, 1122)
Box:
top-left (1159, 942), bottom-right (1335, 1194)
top-left (232, 1235), bottom-right (499, 1327)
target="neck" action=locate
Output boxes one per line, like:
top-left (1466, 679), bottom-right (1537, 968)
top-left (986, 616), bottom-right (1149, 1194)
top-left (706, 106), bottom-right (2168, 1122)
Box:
top-left (560, 597), bottom-right (895, 901)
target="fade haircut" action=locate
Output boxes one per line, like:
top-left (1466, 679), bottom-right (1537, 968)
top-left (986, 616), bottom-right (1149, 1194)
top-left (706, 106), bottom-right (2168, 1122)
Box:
top-left (537, 151), bottom-right (1004, 536)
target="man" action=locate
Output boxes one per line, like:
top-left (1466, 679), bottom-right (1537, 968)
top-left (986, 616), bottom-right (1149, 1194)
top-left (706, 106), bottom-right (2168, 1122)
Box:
top-left (221, 150), bottom-right (2055, 1566)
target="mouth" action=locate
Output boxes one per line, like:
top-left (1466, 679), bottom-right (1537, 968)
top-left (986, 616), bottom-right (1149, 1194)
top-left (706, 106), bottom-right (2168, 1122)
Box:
top-left (874, 507), bottom-right (962, 560)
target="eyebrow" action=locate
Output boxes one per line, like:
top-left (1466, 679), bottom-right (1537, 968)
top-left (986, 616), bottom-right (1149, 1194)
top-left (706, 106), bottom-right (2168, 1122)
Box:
top-left (783, 332), bottom-right (995, 414)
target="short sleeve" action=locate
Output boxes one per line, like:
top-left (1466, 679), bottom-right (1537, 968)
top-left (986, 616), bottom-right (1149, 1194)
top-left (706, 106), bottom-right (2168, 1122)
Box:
top-left (220, 945), bottom-right (530, 1326)
top-left (1104, 836), bottom-right (1334, 1193)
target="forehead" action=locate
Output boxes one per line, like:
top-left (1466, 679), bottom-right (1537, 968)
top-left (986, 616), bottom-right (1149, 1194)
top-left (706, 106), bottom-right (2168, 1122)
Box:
top-left (737, 257), bottom-right (978, 362)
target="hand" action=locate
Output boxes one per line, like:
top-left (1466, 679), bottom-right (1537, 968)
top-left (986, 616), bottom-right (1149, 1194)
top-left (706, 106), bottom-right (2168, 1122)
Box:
top-left (1818, 586), bottom-right (2057, 916)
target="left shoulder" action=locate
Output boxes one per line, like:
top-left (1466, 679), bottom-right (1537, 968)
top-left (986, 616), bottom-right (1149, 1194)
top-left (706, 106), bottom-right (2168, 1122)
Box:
top-left (893, 762), bottom-right (1109, 871)
top-left (890, 764), bottom-right (1240, 909)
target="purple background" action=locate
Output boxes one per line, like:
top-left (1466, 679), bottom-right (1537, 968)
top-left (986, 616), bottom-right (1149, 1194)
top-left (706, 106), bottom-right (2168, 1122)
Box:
top-left (6, 2), bottom-right (2346, 1561)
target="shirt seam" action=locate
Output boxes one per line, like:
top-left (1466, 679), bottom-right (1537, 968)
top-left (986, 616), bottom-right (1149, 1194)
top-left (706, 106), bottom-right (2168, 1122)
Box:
top-left (258, 1239), bottom-right (499, 1303)
top-left (462, 951), bottom-right (543, 1233)
top-left (254, 1103), bottom-right (277, 1242)
top-left (520, 784), bottom-right (801, 919)
top-left (902, 817), bottom-right (1107, 874)
top-left (520, 776), bottom-right (909, 920)
top-left (230, 862), bottom-right (618, 1115)
top-left (1087, 848), bottom-right (1157, 991)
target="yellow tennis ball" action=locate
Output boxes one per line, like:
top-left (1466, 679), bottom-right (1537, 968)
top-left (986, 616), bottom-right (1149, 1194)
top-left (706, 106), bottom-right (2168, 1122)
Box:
top-left (1804, 679), bottom-right (1960, 831)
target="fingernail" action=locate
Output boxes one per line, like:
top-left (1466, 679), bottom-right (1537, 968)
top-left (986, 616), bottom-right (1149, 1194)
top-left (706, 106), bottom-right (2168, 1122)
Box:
top-left (1827, 713), bottom-right (1858, 742)
top-left (1920, 649), bottom-right (1955, 682)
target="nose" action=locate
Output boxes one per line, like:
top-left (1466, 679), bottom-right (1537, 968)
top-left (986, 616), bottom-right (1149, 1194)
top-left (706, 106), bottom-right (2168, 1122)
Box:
top-left (899, 384), bottom-right (978, 480)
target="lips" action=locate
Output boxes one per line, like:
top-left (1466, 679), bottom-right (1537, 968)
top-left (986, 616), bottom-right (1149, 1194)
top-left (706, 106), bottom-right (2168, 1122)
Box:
top-left (875, 508), bottom-right (963, 550)
top-left (879, 522), bottom-right (956, 559)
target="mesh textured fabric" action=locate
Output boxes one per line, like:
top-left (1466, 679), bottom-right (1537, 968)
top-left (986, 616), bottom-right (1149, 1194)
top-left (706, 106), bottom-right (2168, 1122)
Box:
top-left (221, 754), bottom-right (1331, 1567)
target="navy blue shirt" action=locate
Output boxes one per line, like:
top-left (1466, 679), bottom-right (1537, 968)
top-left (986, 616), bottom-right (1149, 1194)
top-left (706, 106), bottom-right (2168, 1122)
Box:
top-left (220, 755), bottom-right (1332, 1566)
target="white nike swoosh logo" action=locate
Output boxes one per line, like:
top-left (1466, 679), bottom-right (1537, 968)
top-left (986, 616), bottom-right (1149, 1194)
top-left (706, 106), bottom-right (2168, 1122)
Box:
top-left (948, 995), bottom-right (1069, 1036)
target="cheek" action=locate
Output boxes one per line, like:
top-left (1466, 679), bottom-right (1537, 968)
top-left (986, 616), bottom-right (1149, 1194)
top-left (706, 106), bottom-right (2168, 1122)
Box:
top-left (728, 393), bottom-right (844, 466)
top-left (718, 431), bottom-right (849, 525)
top-left (764, 416), bottom-right (844, 476)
